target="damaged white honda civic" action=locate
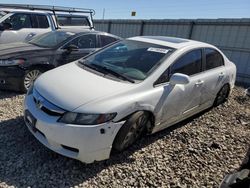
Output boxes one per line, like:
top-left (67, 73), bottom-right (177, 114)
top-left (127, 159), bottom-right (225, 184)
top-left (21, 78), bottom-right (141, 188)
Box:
top-left (24, 36), bottom-right (236, 163)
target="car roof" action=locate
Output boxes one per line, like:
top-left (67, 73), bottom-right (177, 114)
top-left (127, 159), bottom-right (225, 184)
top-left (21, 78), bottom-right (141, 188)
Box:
top-left (128, 36), bottom-right (212, 49)
top-left (52, 28), bottom-right (122, 38)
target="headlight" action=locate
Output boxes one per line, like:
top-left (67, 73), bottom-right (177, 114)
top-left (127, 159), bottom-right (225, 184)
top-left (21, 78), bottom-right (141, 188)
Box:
top-left (58, 112), bottom-right (117, 125)
top-left (0, 59), bottom-right (25, 66)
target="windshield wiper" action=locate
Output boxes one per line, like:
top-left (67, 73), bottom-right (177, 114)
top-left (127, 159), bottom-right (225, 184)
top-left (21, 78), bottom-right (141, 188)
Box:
top-left (79, 60), bottom-right (105, 73)
top-left (91, 63), bottom-right (135, 83)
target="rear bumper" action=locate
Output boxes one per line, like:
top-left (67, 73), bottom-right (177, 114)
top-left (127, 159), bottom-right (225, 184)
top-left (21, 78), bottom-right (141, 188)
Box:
top-left (0, 66), bottom-right (25, 91)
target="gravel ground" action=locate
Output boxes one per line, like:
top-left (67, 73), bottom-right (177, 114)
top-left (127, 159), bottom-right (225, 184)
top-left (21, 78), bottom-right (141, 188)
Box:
top-left (0, 87), bottom-right (249, 188)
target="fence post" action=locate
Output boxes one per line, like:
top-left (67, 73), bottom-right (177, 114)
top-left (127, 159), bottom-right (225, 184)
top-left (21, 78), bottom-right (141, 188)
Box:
top-left (188, 21), bottom-right (195, 39)
top-left (107, 21), bottom-right (112, 33)
top-left (140, 20), bottom-right (145, 36)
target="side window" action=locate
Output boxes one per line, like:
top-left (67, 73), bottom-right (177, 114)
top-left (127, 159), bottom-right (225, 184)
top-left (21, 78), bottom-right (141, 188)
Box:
top-left (205, 48), bottom-right (224, 70)
top-left (154, 69), bottom-right (170, 85)
top-left (100, 35), bottom-right (118, 47)
top-left (57, 16), bottom-right (90, 26)
top-left (170, 49), bottom-right (202, 76)
top-left (70, 17), bottom-right (89, 26)
top-left (67, 34), bottom-right (96, 49)
top-left (3, 13), bottom-right (32, 30)
top-left (57, 16), bottom-right (68, 26)
top-left (36, 15), bottom-right (49, 28)
top-left (31, 15), bottom-right (49, 28)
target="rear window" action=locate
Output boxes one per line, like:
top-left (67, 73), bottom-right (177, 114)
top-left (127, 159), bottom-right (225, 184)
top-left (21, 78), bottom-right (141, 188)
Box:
top-left (100, 35), bottom-right (118, 47)
top-left (57, 16), bottom-right (90, 26)
top-left (170, 49), bottom-right (202, 76)
top-left (36, 15), bottom-right (49, 28)
top-left (31, 15), bottom-right (49, 28)
top-left (205, 48), bottom-right (224, 70)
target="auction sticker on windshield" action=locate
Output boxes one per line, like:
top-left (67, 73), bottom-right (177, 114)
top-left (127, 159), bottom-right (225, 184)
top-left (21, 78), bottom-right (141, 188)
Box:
top-left (147, 47), bottom-right (169, 54)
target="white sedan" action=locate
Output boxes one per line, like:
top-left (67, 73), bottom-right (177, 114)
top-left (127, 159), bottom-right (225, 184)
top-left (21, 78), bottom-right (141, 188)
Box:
top-left (24, 36), bottom-right (236, 163)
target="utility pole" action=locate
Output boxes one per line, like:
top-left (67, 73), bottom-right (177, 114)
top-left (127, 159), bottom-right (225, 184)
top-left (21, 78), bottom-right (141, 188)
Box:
top-left (102, 8), bottom-right (105, 20)
top-left (102, 8), bottom-right (105, 31)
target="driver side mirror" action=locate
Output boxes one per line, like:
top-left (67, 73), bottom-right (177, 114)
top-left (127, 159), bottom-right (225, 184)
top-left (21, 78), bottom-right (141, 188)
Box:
top-left (169, 73), bottom-right (190, 85)
top-left (65, 44), bottom-right (79, 52)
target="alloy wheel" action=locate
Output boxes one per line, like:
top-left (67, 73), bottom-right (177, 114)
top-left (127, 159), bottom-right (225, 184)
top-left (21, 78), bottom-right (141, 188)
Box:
top-left (24, 70), bottom-right (41, 90)
top-left (120, 113), bottom-right (148, 149)
top-left (216, 85), bottom-right (229, 105)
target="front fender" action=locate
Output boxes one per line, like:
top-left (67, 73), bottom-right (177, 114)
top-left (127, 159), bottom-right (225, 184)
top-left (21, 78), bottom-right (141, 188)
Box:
top-left (114, 102), bottom-right (155, 122)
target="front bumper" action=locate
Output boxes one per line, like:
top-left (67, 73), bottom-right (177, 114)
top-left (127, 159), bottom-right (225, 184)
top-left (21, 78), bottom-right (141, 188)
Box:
top-left (24, 94), bottom-right (125, 163)
top-left (0, 66), bottom-right (25, 91)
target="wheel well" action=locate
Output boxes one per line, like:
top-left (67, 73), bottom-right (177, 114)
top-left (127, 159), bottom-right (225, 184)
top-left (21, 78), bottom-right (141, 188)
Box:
top-left (220, 83), bottom-right (231, 95)
top-left (145, 111), bottom-right (155, 132)
top-left (111, 110), bottom-right (156, 152)
top-left (119, 110), bottom-right (156, 133)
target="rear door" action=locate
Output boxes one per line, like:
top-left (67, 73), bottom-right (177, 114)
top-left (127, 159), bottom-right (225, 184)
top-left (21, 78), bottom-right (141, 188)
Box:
top-left (200, 48), bottom-right (226, 105)
top-left (27, 14), bottom-right (51, 41)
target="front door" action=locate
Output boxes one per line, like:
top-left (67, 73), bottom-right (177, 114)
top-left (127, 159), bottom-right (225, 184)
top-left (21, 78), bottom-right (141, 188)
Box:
top-left (57, 34), bottom-right (99, 66)
top-left (154, 49), bottom-right (204, 130)
top-left (0, 13), bottom-right (51, 44)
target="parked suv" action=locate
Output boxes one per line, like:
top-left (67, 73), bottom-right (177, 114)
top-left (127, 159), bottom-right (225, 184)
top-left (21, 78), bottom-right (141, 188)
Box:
top-left (0, 29), bottom-right (121, 92)
top-left (0, 4), bottom-right (94, 44)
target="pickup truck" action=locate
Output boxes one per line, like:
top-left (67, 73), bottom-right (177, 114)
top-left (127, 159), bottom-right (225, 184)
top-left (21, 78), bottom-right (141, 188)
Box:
top-left (0, 4), bottom-right (95, 44)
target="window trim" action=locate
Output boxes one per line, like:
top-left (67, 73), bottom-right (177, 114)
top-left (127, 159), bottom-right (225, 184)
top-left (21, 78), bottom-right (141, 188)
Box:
top-left (153, 47), bottom-right (203, 87)
top-left (203, 47), bottom-right (225, 72)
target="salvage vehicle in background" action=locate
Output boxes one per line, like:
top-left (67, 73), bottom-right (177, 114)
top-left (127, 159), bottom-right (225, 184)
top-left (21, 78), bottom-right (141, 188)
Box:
top-left (24, 36), bottom-right (236, 163)
top-left (0, 4), bottom-right (95, 44)
top-left (0, 29), bottom-right (121, 92)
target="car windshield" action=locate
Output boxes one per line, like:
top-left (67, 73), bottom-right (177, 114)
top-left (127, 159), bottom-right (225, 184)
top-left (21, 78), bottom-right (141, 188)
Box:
top-left (29, 31), bottom-right (75, 48)
top-left (80, 40), bottom-right (174, 81)
top-left (0, 11), bottom-right (7, 19)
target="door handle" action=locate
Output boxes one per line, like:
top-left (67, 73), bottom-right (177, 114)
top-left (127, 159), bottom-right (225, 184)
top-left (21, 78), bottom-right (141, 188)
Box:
top-left (28, 33), bottom-right (36, 37)
top-left (195, 80), bottom-right (204, 86)
top-left (25, 33), bottom-right (36, 41)
top-left (219, 72), bottom-right (225, 78)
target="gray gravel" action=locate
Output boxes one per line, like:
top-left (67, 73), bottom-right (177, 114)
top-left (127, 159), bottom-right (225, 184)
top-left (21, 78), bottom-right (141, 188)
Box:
top-left (0, 87), bottom-right (250, 188)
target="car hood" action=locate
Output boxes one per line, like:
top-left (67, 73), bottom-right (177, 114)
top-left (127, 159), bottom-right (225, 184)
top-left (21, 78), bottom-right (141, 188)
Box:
top-left (0, 42), bottom-right (48, 58)
top-left (34, 62), bottom-right (136, 111)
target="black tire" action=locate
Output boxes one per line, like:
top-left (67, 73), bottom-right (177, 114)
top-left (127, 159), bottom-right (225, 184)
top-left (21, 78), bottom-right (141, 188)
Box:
top-left (113, 111), bottom-right (150, 152)
top-left (21, 68), bottom-right (43, 93)
top-left (214, 84), bottom-right (230, 106)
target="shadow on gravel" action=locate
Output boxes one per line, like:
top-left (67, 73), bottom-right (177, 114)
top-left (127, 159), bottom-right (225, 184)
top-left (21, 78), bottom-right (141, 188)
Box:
top-left (234, 95), bottom-right (250, 105)
top-left (0, 91), bottom-right (21, 100)
top-left (0, 109), bottom-right (210, 187)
